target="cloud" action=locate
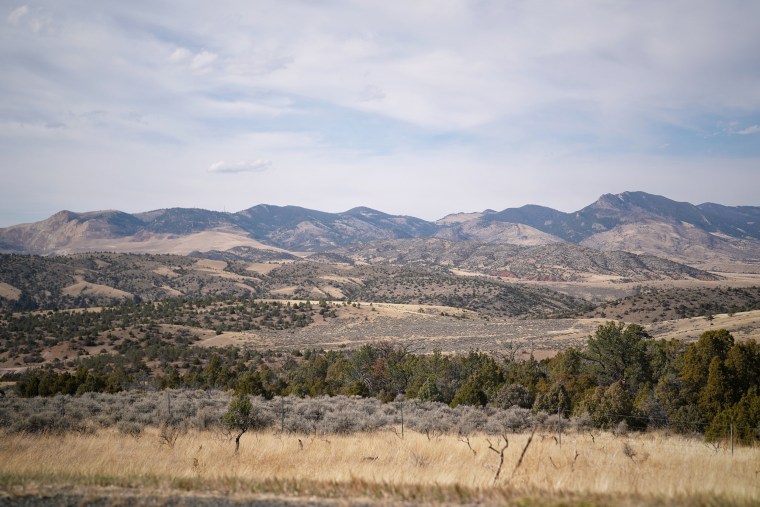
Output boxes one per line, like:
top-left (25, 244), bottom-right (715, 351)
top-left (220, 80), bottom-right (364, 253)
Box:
top-left (169, 48), bottom-right (192, 63)
top-left (168, 47), bottom-right (217, 72)
top-left (357, 85), bottom-right (386, 103)
top-left (738, 125), bottom-right (760, 135)
top-left (190, 50), bottom-right (217, 72)
top-left (2, 1), bottom-right (760, 226)
top-left (7, 5), bottom-right (49, 32)
top-left (7, 5), bottom-right (28, 25)
top-left (208, 160), bottom-right (272, 174)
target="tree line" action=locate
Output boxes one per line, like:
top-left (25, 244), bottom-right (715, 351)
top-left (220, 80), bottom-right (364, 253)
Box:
top-left (10, 322), bottom-right (760, 443)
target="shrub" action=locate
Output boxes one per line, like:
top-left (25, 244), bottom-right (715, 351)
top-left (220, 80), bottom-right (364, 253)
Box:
top-left (222, 394), bottom-right (272, 452)
top-left (492, 383), bottom-right (533, 410)
top-left (117, 420), bottom-right (144, 438)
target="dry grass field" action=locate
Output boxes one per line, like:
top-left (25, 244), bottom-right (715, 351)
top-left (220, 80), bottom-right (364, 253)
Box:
top-left (647, 309), bottom-right (760, 343)
top-left (1, 428), bottom-right (758, 505)
top-left (197, 302), bottom-right (760, 359)
top-left (194, 302), bottom-right (607, 356)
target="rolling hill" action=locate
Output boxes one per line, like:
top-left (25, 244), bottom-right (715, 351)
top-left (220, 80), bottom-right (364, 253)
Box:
top-left (330, 239), bottom-right (719, 282)
top-left (0, 252), bottom-right (591, 318)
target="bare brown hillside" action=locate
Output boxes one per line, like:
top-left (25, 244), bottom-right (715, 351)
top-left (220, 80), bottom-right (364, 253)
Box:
top-left (332, 239), bottom-right (719, 283)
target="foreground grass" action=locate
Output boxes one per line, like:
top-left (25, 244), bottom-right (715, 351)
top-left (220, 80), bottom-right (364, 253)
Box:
top-left (0, 429), bottom-right (758, 505)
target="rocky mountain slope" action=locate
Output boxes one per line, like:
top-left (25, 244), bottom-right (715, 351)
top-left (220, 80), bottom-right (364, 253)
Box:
top-left (0, 205), bottom-right (437, 255)
top-left (434, 220), bottom-right (563, 245)
top-left (1, 192), bottom-right (758, 264)
top-left (579, 220), bottom-right (760, 264)
top-left (482, 192), bottom-right (760, 242)
top-left (469, 192), bottom-right (760, 262)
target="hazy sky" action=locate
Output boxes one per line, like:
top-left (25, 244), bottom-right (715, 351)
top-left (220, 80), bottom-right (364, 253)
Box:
top-left (2, 1), bottom-right (760, 226)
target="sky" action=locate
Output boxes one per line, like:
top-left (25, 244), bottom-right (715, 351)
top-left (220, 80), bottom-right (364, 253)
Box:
top-left (1, 0), bottom-right (760, 226)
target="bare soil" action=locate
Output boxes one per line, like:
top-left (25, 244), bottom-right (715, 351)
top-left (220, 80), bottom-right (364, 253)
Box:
top-left (0, 282), bottom-right (21, 301)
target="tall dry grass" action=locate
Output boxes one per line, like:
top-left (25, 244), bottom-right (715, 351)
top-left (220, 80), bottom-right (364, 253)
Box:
top-left (1, 428), bottom-right (758, 504)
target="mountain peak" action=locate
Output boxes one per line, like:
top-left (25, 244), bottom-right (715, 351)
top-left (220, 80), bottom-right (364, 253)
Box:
top-left (50, 210), bottom-right (79, 221)
top-left (345, 206), bottom-right (388, 218)
top-left (2, 194), bottom-right (760, 260)
top-left (591, 193), bottom-right (627, 209)
top-left (436, 211), bottom-right (488, 225)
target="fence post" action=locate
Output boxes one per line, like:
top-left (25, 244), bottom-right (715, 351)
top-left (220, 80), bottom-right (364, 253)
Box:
top-left (730, 423), bottom-right (734, 456)
top-left (281, 397), bottom-right (285, 433)
top-left (400, 400), bottom-right (405, 440)
top-left (557, 404), bottom-right (562, 448)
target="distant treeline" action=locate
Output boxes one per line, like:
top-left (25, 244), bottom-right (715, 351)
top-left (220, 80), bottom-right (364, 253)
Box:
top-left (8, 322), bottom-right (760, 443)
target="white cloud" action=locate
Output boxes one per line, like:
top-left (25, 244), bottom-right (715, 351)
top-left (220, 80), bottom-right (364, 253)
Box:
top-left (2, 0), bottom-right (760, 225)
top-left (208, 160), bottom-right (272, 174)
top-left (7, 5), bottom-right (28, 25)
top-left (190, 50), bottom-right (217, 72)
top-left (357, 85), bottom-right (386, 103)
top-left (7, 5), bottom-right (50, 32)
top-left (168, 47), bottom-right (217, 72)
top-left (738, 125), bottom-right (760, 135)
top-left (169, 48), bottom-right (192, 63)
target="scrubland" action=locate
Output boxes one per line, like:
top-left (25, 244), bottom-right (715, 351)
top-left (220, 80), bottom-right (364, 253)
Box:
top-left (0, 392), bottom-right (758, 506)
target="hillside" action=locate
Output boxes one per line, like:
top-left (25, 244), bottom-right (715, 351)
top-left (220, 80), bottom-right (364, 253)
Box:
top-left (0, 253), bottom-right (591, 318)
top-left (581, 285), bottom-right (760, 323)
top-left (469, 192), bottom-right (760, 262)
top-left (0, 253), bottom-right (263, 310)
top-left (1, 192), bottom-right (759, 265)
top-left (579, 220), bottom-right (760, 263)
top-left (482, 191), bottom-right (760, 243)
top-left (331, 239), bottom-right (719, 283)
top-left (434, 220), bottom-right (563, 245)
top-left (0, 205), bottom-right (437, 255)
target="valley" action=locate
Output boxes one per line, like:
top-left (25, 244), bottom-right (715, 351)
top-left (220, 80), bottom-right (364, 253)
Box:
top-left (2, 193), bottom-right (760, 507)
top-left (3, 191), bottom-right (760, 372)
top-left (5, 3), bottom-right (760, 503)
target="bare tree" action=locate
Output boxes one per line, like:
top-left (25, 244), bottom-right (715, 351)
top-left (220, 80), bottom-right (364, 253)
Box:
top-left (486, 434), bottom-right (509, 485)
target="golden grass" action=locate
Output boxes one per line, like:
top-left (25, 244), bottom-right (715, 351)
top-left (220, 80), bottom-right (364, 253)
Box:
top-left (1, 429), bottom-right (758, 505)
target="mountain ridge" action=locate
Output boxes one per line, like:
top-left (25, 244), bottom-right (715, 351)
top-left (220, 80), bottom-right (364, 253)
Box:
top-left (1, 192), bottom-right (759, 263)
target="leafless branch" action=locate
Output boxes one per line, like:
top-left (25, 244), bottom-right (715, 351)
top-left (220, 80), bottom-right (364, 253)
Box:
top-left (511, 427), bottom-right (535, 478)
top-left (486, 434), bottom-right (509, 485)
top-left (458, 435), bottom-right (477, 456)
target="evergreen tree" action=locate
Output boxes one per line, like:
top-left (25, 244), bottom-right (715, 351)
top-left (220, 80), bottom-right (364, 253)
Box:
top-left (584, 322), bottom-right (651, 389)
top-left (698, 357), bottom-right (733, 421)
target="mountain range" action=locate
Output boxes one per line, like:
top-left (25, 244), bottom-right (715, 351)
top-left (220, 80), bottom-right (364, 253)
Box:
top-left (1, 191), bottom-right (759, 264)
